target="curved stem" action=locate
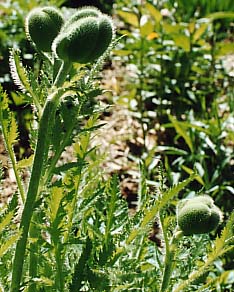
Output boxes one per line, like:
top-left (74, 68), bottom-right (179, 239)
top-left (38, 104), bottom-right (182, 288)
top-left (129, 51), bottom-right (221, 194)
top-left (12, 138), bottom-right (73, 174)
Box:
top-left (53, 61), bottom-right (72, 88)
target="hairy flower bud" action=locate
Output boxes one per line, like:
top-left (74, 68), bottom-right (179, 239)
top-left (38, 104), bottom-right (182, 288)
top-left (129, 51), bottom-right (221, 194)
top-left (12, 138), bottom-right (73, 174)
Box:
top-left (177, 195), bottom-right (222, 235)
top-left (53, 14), bottom-right (114, 64)
top-left (25, 6), bottom-right (64, 52)
top-left (62, 6), bottom-right (101, 31)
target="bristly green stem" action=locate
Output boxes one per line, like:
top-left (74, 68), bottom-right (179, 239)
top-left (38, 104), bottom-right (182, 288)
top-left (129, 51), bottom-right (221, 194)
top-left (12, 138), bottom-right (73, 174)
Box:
top-left (10, 89), bottom-right (63, 292)
top-left (11, 59), bottom-right (71, 291)
top-left (54, 61), bottom-right (72, 88)
top-left (160, 215), bottom-right (183, 292)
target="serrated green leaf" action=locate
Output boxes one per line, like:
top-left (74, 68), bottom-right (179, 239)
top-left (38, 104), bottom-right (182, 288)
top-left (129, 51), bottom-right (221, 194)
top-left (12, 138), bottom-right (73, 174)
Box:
top-left (0, 232), bottom-right (21, 257)
top-left (49, 187), bottom-right (64, 223)
top-left (9, 49), bottom-right (31, 93)
top-left (0, 211), bottom-right (15, 233)
top-left (0, 87), bottom-right (19, 146)
top-left (104, 175), bottom-right (120, 246)
top-left (9, 49), bottom-right (42, 114)
top-left (8, 115), bottom-right (18, 145)
top-left (17, 155), bottom-right (34, 169)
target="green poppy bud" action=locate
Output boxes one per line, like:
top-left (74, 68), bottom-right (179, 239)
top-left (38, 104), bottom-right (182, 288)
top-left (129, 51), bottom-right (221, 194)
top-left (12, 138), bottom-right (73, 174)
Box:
top-left (177, 196), bottom-right (222, 236)
top-left (187, 195), bottom-right (214, 208)
top-left (53, 14), bottom-right (114, 64)
top-left (62, 6), bottom-right (101, 31)
top-left (25, 6), bottom-right (64, 52)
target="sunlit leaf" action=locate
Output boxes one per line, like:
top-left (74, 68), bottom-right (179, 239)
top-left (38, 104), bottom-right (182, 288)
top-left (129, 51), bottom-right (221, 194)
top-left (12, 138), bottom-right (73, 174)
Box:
top-left (145, 3), bottom-right (162, 22)
top-left (113, 49), bottom-right (133, 56)
top-left (172, 34), bottom-right (191, 52)
top-left (49, 187), bottom-right (65, 223)
top-left (140, 15), bottom-right (154, 37)
top-left (0, 232), bottom-right (21, 257)
top-left (181, 165), bottom-right (204, 185)
top-left (215, 42), bottom-right (234, 57)
top-left (169, 115), bottom-right (193, 152)
top-left (163, 23), bottom-right (182, 34)
top-left (206, 11), bottom-right (234, 21)
top-left (117, 10), bottom-right (139, 27)
top-left (0, 211), bottom-right (15, 233)
top-left (193, 23), bottom-right (209, 41)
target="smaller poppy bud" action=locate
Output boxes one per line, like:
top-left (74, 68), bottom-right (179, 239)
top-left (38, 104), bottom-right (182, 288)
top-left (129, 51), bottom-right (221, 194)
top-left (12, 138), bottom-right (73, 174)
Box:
top-left (25, 6), bottom-right (64, 52)
top-left (177, 195), bottom-right (222, 236)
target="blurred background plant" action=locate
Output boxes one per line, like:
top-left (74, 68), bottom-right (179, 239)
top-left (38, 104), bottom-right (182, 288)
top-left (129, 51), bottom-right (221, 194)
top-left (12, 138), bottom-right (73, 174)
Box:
top-left (113, 0), bottom-right (234, 209)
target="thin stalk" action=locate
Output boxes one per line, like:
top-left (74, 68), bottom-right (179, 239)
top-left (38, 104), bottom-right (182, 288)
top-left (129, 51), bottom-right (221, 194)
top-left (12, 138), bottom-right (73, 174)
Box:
top-left (160, 214), bottom-right (183, 292)
top-left (2, 135), bottom-right (26, 203)
top-left (138, 35), bottom-right (147, 150)
top-left (158, 20), bottom-right (164, 118)
top-left (27, 86), bottom-right (43, 118)
top-left (54, 61), bottom-right (72, 88)
top-left (210, 22), bottom-right (222, 132)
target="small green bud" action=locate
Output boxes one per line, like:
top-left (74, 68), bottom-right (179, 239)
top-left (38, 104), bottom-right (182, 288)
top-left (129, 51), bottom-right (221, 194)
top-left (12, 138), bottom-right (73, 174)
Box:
top-left (177, 195), bottom-right (222, 236)
top-left (187, 195), bottom-right (214, 208)
top-left (25, 6), bottom-right (64, 52)
top-left (53, 14), bottom-right (114, 64)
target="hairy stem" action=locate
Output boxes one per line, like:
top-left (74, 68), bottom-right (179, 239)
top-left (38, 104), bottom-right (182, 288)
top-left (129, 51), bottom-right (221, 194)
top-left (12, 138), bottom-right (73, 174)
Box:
top-left (28, 222), bottom-right (39, 292)
top-left (160, 220), bottom-right (183, 292)
top-left (10, 90), bottom-right (62, 292)
top-left (54, 61), bottom-right (72, 88)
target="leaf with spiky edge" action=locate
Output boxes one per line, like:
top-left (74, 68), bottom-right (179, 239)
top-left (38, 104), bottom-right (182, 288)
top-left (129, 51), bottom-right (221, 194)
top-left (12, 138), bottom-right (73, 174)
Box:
top-left (9, 49), bottom-right (30, 93)
top-left (0, 88), bottom-right (26, 202)
top-left (0, 193), bottom-right (20, 257)
top-left (0, 88), bottom-right (18, 146)
top-left (0, 233), bottom-right (21, 258)
top-left (9, 49), bottom-right (42, 114)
